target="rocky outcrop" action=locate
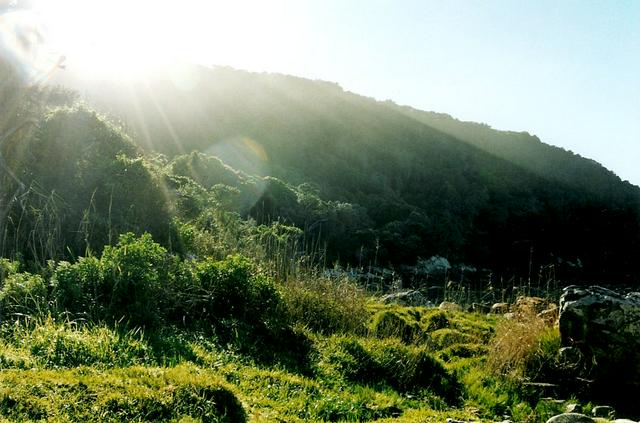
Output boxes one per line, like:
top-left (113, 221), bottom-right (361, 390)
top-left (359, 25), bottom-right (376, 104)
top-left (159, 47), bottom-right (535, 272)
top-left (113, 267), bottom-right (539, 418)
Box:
top-left (558, 285), bottom-right (640, 411)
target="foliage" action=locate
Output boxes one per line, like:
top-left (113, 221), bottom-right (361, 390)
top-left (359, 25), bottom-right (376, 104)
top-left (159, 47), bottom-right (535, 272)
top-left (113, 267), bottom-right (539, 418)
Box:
top-left (0, 271), bottom-right (47, 319)
top-left (317, 336), bottom-right (461, 403)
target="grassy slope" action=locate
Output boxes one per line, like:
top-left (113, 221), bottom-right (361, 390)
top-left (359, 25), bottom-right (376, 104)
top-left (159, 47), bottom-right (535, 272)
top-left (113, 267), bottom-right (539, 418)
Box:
top-left (0, 305), bottom-right (582, 423)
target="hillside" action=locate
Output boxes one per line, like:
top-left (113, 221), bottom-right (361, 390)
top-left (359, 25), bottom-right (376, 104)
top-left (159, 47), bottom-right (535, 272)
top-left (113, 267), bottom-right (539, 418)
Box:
top-left (45, 65), bottom-right (640, 284)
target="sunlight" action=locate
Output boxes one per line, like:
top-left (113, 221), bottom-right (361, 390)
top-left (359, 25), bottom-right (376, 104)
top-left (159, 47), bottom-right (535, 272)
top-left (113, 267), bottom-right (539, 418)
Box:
top-left (32, 0), bottom-right (297, 78)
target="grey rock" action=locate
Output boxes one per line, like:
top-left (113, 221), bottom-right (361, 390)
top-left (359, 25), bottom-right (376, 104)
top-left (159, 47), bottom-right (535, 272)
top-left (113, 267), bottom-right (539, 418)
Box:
top-left (380, 290), bottom-right (433, 307)
top-left (612, 420), bottom-right (638, 423)
top-left (565, 403), bottom-right (582, 413)
top-left (559, 286), bottom-right (640, 395)
top-left (592, 405), bottom-right (615, 419)
top-left (439, 301), bottom-right (463, 312)
top-left (546, 413), bottom-right (595, 423)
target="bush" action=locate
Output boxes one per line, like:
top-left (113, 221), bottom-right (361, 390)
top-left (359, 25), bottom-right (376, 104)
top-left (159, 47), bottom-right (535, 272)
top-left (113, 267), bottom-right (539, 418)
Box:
top-left (0, 272), bottom-right (48, 319)
top-left (52, 256), bottom-right (103, 318)
top-left (165, 254), bottom-right (281, 329)
top-left (0, 259), bottom-right (19, 285)
top-left (99, 233), bottom-right (168, 327)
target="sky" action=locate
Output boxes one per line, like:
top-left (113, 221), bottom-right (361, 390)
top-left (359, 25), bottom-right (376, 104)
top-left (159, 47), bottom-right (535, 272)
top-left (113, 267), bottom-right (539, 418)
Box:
top-left (6, 0), bottom-right (640, 186)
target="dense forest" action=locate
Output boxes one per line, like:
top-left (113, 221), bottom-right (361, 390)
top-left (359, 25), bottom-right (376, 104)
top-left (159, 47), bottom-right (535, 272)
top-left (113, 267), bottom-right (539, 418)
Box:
top-left (2, 62), bottom-right (639, 286)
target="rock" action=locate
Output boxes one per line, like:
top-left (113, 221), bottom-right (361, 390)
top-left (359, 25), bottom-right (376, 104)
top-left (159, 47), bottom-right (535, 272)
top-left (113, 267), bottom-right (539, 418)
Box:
top-left (380, 290), bottom-right (433, 307)
top-left (490, 302), bottom-right (509, 314)
top-left (612, 419), bottom-right (638, 423)
top-left (546, 413), bottom-right (595, 423)
top-left (439, 301), bottom-right (463, 312)
top-left (565, 403), bottom-right (582, 413)
top-left (591, 405), bottom-right (615, 419)
top-left (558, 285), bottom-right (640, 406)
top-left (445, 419), bottom-right (473, 423)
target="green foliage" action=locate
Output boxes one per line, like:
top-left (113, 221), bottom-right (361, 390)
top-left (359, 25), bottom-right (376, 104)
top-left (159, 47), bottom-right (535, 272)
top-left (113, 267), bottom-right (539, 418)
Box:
top-left (192, 255), bottom-right (280, 325)
top-left (100, 233), bottom-right (168, 327)
top-left (52, 256), bottom-right (102, 317)
top-left (0, 272), bottom-right (48, 319)
top-left (318, 336), bottom-right (461, 403)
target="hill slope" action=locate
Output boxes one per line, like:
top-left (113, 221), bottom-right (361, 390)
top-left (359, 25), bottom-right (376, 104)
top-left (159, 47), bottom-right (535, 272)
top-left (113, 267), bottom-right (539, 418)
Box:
top-left (47, 65), bottom-right (640, 283)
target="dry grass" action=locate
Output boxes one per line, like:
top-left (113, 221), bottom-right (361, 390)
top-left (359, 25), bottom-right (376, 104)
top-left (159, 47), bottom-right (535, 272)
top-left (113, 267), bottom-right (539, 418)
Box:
top-left (487, 299), bottom-right (560, 382)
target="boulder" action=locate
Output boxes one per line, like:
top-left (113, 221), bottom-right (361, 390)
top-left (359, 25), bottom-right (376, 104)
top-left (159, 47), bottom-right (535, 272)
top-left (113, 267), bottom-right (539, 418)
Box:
top-left (439, 301), bottom-right (463, 312)
top-left (558, 286), bottom-right (640, 410)
top-left (546, 413), bottom-right (595, 423)
top-left (591, 405), bottom-right (615, 419)
top-left (380, 290), bottom-right (433, 307)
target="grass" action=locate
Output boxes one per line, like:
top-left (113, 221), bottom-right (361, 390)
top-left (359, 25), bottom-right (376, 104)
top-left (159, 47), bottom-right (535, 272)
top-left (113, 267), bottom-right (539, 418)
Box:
top-left (0, 300), bottom-right (587, 422)
top-left (0, 235), bottom-right (610, 422)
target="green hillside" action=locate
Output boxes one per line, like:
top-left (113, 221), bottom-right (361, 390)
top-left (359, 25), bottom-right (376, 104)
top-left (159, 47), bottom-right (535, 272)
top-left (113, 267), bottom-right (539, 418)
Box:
top-left (45, 65), bottom-right (640, 284)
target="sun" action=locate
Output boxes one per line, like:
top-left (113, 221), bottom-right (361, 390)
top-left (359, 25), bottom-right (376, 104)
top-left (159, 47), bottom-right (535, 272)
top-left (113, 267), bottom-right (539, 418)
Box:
top-left (24, 0), bottom-right (299, 79)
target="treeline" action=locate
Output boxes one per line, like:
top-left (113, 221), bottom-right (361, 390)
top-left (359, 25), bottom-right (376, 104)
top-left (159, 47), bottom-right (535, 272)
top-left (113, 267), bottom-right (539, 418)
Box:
top-left (3, 61), bottom-right (640, 284)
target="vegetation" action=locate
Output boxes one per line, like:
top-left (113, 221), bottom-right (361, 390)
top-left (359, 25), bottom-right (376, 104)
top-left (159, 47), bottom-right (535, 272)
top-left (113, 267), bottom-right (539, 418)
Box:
top-left (1, 50), bottom-right (638, 421)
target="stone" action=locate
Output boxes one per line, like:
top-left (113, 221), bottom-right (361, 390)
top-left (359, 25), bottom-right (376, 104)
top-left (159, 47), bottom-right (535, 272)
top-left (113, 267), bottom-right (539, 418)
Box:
top-left (612, 420), bottom-right (638, 423)
top-left (380, 290), bottom-right (434, 307)
top-left (591, 405), bottom-right (615, 419)
top-left (546, 413), bottom-right (595, 423)
top-left (558, 285), bottom-right (640, 406)
top-left (490, 302), bottom-right (509, 314)
top-left (439, 301), bottom-right (463, 312)
top-left (565, 403), bottom-right (582, 414)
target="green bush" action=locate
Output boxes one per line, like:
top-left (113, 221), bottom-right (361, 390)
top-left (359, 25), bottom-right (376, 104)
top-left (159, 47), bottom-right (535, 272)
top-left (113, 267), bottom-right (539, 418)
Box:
top-left (192, 255), bottom-right (280, 325)
top-left (52, 256), bottom-right (103, 318)
top-left (0, 259), bottom-right (19, 285)
top-left (100, 233), bottom-right (168, 327)
top-left (0, 272), bottom-right (48, 319)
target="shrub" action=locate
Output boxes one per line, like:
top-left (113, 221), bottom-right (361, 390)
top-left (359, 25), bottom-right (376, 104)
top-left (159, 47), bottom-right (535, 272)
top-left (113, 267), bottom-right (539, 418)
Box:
top-left (100, 233), bottom-right (168, 327)
top-left (0, 259), bottom-right (19, 285)
top-left (0, 272), bottom-right (48, 319)
top-left (52, 256), bottom-right (103, 318)
top-left (192, 255), bottom-right (280, 325)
